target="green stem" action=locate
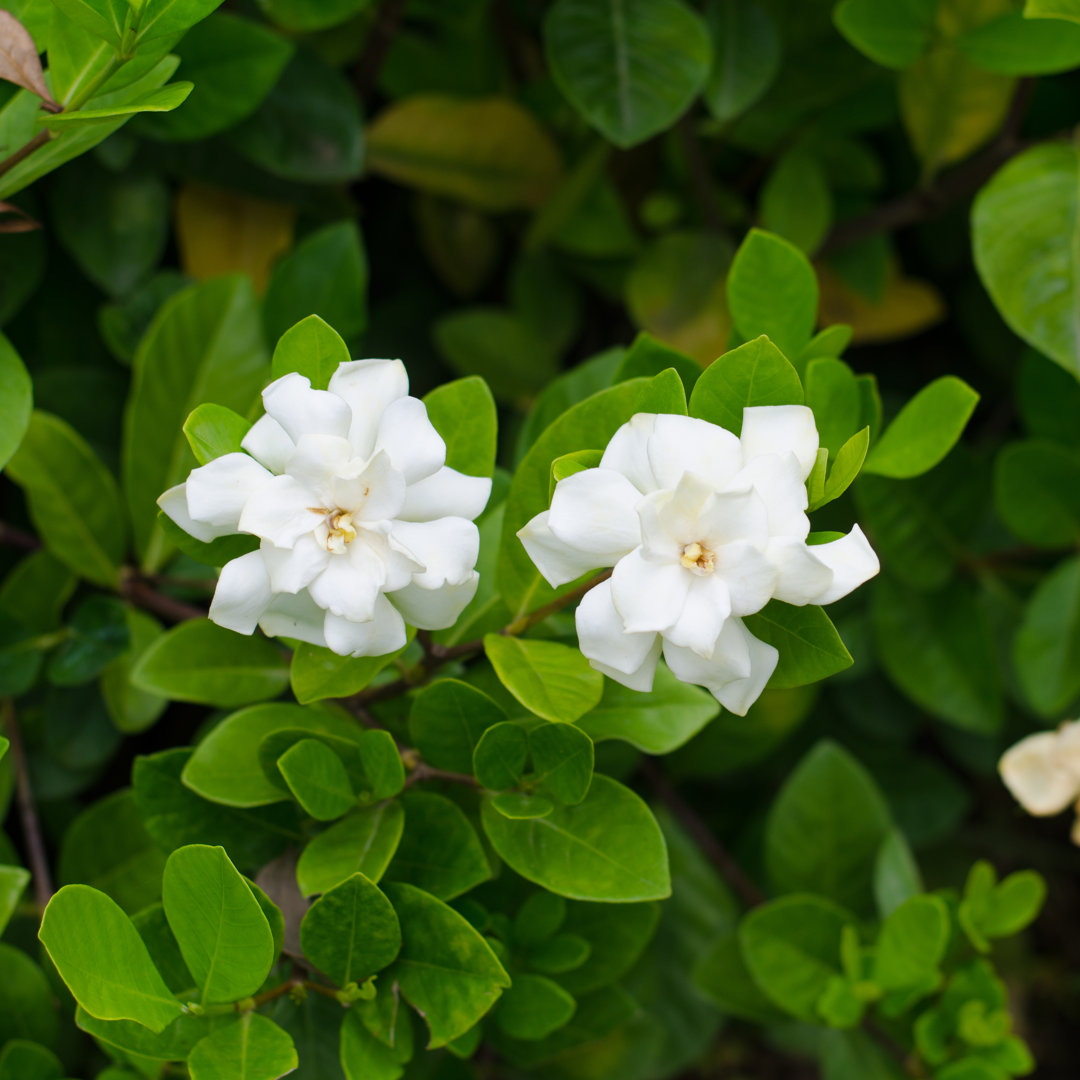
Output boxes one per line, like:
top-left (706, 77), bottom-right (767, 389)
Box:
top-left (64, 52), bottom-right (126, 112)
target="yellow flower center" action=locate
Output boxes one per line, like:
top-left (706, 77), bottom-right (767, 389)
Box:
top-left (680, 541), bottom-right (715, 575)
top-left (326, 510), bottom-right (357, 554)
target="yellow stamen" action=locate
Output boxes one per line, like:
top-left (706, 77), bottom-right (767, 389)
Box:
top-left (680, 541), bottom-right (715, 575)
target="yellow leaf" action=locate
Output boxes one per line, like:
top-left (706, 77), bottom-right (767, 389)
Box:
top-left (817, 263), bottom-right (945, 344)
top-left (176, 184), bottom-right (296, 294)
top-left (366, 96), bottom-right (564, 212)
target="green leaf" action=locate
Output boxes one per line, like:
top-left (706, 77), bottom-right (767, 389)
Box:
top-left (812, 427), bottom-right (869, 510)
top-left (872, 895), bottom-right (948, 992)
top-left (832, 0), bottom-right (935, 68)
top-left (0, 944), bottom-right (56, 1047)
top-left (544, 0), bottom-right (712, 148)
top-left (688, 334), bottom-right (804, 433)
top-left (50, 0), bottom-right (128, 47)
top-left (481, 774), bottom-right (671, 902)
top-left (132, 620), bottom-right (289, 708)
top-left (0, 1040), bottom-right (62, 1080)
top-left (492, 792), bottom-right (555, 819)
top-left (973, 143), bottom-right (1080, 378)
top-left (408, 679), bottom-right (506, 775)
top-left (765, 740), bottom-right (893, 914)
top-left (297, 801), bottom-right (405, 897)
top-left (277, 739), bottom-right (356, 822)
top-left (0, 864), bottom-right (29, 937)
top-left (804, 357), bottom-right (859, 457)
top-left (820, 1029), bottom-right (907, 1080)
top-left (6, 411), bottom-right (126, 586)
top-left (135, 0), bottom-right (225, 43)
top-left (385, 791), bottom-right (490, 900)
top-left (743, 602), bottom-right (852, 689)
top-left (760, 150), bottom-right (833, 255)
top-left (300, 873), bottom-right (401, 987)
top-left (47, 595), bottom-right (129, 686)
top-left (1026, 0), bottom-right (1080, 20)
top-left (124, 275), bottom-right (268, 569)
top-left (340, 1004), bottom-right (411, 1080)
top-left (357, 730), bottom-right (405, 802)
top-left (694, 932), bottom-right (785, 1023)
top-left (382, 882), bottom-right (510, 1048)
top-left (994, 440), bottom-right (1080, 546)
top-left (738, 894), bottom-right (854, 1021)
top-left (959, 862), bottom-right (1047, 949)
top-left (863, 377), bottom-right (978, 478)
top-left (39, 884), bottom-right (183, 1032)
top-left (263, 221), bottom-right (368, 344)
top-left (495, 974), bottom-right (576, 1040)
top-left (957, 9), bottom-right (1080, 74)
top-left (258, 0), bottom-right (371, 31)
top-left (484, 635), bottom-right (604, 724)
top-left (872, 576), bottom-right (1004, 733)
top-left (578, 663), bottom-right (718, 753)
top-left (529, 722), bottom-right (594, 805)
top-left (270, 314), bottom-right (350, 391)
top-left (726, 229), bottom-right (818, 361)
top-left (290, 641), bottom-right (406, 705)
top-left (874, 828), bottom-right (923, 918)
top-left (163, 845), bottom-right (275, 1005)
top-left (473, 721), bottom-right (529, 791)
top-left (0, 332), bottom-right (31, 470)
top-left (183, 403), bottom-right (251, 466)
top-left (183, 703), bottom-right (366, 807)
top-left (41, 83), bottom-right (194, 126)
top-left (1018, 349), bottom-right (1080, 449)
top-left (187, 1013), bottom-right (298, 1080)
top-left (423, 376), bottom-right (498, 479)
top-left (703, 0), bottom-right (780, 122)
top-left (1014, 556), bottom-right (1080, 716)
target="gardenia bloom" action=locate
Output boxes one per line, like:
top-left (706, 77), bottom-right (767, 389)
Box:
top-left (518, 407), bottom-right (879, 714)
top-left (999, 720), bottom-right (1080, 842)
top-left (159, 360), bottom-right (490, 657)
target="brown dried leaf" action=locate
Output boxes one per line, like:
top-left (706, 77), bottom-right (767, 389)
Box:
top-left (0, 200), bottom-right (39, 233)
top-left (0, 11), bottom-right (52, 104)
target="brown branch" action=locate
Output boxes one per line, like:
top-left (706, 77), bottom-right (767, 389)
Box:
top-left (504, 568), bottom-right (613, 637)
top-left (117, 573), bottom-right (206, 624)
top-left (0, 520), bottom-right (40, 551)
top-left (639, 757), bottom-right (764, 909)
top-left (405, 762), bottom-right (480, 789)
top-left (3, 698), bottom-right (53, 908)
top-left (354, 0), bottom-right (408, 100)
top-left (0, 129), bottom-right (50, 180)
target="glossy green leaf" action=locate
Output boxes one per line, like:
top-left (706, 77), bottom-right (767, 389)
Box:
top-left (183, 403), bottom-right (251, 466)
top-left (994, 440), bottom-right (1080, 546)
top-left (743, 602), bottom-right (852, 689)
top-left (804, 357), bottom-right (859, 457)
top-left (833, 0), bottom-right (935, 69)
top-left (39, 885), bottom-right (183, 1032)
top-left (187, 1013), bottom-right (298, 1080)
top-left (297, 801), bottom-right (405, 898)
top-left (276, 738), bottom-right (356, 821)
top-left (300, 873), bottom-right (401, 987)
top-left (270, 314), bottom-right (350, 390)
top-left (529, 721), bottom-right (594, 805)
top-left (481, 774), bottom-right (671, 902)
top-left (0, 332), bottom-right (31, 469)
top-left (6, 411), bottom-right (126, 586)
top-left (132, 620), bottom-right (289, 708)
top-left (50, 0), bottom-right (128, 47)
top-left (383, 882), bottom-right (510, 1048)
top-left (484, 635), bottom-right (603, 724)
top-left (473, 721), bottom-right (529, 791)
top-left (544, 0), bottom-right (712, 148)
top-left (42, 83), bottom-right (194, 126)
top-left (957, 9), bottom-right (1080, 74)
top-left (492, 792), bottom-right (555, 819)
top-left (47, 595), bottom-right (129, 686)
top-left (1014, 556), bottom-right (1080, 716)
top-left (423, 376), bottom-right (498, 479)
top-left (135, 0), bottom-right (226, 43)
top-left (339, 1003), bottom-right (411, 1080)
top-left (290, 641), bottom-right (406, 705)
top-left (812, 427), bottom-right (869, 510)
top-left (872, 895), bottom-right (948, 991)
top-left (703, 0), bottom-right (780, 121)
top-left (495, 974), bottom-right (576, 1040)
top-left (409, 679), bottom-right (506, 774)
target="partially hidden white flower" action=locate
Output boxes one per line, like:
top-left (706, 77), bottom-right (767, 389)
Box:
top-left (517, 407), bottom-right (879, 715)
top-left (159, 360), bottom-right (491, 657)
top-left (999, 719), bottom-right (1080, 821)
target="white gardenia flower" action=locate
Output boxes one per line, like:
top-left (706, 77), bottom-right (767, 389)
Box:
top-left (518, 406), bottom-right (880, 714)
top-left (999, 719), bottom-right (1080, 818)
top-left (159, 360), bottom-right (491, 657)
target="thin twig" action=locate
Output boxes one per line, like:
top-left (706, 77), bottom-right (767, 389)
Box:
top-left (117, 573), bottom-right (206, 624)
top-left (2, 698), bottom-right (53, 908)
top-left (0, 130), bottom-right (50, 180)
top-left (504, 568), bottom-right (613, 636)
top-left (639, 757), bottom-right (764, 909)
top-left (354, 0), bottom-right (408, 99)
top-left (405, 762), bottom-right (481, 789)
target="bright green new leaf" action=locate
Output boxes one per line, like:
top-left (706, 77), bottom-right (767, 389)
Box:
top-left (135, 0), bottom-right (226, 43)
top-left (484, 635), bottom-right (604, 724)
top-left (812, 427), bottom-right (870, 510)
top-left (187, 1013), bottom-right (298, 1080)
top-left (41, 84), bottom-right (194, 128)
top-left (1014, 556), bottom-right (1080, 716)
top-left (162, 844), bottom-right (275, 1004)
top-left (994, 440), bottom-right (1080, 546)
top-left (50, 0), bottom-right (128, 47)
top-left (688, 334), bottom-right (804, 434)
top-left (297, 801), bottom-right (405, 897)
top-left (481, 774), bottom-right (671, 902)
top-left (495, 974), bottom-right (576, 1040)
top-left (183, 403), bottom-right (251, 465)
top-left (277, 738), bottom-right (356, 821)
top-left (423, 376), bottom-right (498, 479)
top-left (743, 602), bottom-right (852, 689)
top-left (409, 679), bottom-right (506, 774)
top-left (300, 873), bottom-right (401, 987)
top-left (833, 0), bottom-right (935, 69)
top-left (271, 314), bottom-right (350, 390)
top-left (529, 722), bottom-right (594, 805)
top-left (872, 895), bottom-right (948, 991)
top-left (383, 882), bottom-right (510, 1048)
top-left (290, 641), bottom-right (407, 705)
top-left (473, 721), bottom-right (529, 791)
top-left (39, 885), bottom-right (183, 1032)
top-left (1026, 0), bottom-right (1080, 19)
top-left (0, 333), bottom-right (31, 470)
top-left (703, 0), bottom-right (781, 122)
top-left (544, 0), bottom-right (712, 148)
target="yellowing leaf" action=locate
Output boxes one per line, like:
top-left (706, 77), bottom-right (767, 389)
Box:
top-left (366, 96), bottom-right (564, 212)
top-left (817, 263), bottom-right (944, 344)
top-left (176, 184), bottom-right (295, 294)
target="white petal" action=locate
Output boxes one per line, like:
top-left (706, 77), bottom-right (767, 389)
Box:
top-left (807, 526), bottom-right (880, 605)
top-left (696, 485), bottom-right (771, 548)
top-left (327, 358), bottom-right (409, 457)
top-left (333, 450), bottom-right (406, 522)
top-left (241, 414), bottom-right (295, 474)
top-left (717, 541), bottom-right (779, 616)
top-left (208, 551), bottom-right (272, 635)
top-left (517, 511), bottom-right (604, 589)
top-left (577, 578), bottom-right (663, 678)
top-left (729, 453), bottom-right (810, 539)
top-left (390, 518), bottom-right (479, 588)
top-left (400, 467), bottom-right (491, 522)
top-left (324, 593), bottom-right (407, 657)
top-left (158, 483), bottom-right (224, 543)
top-left (647, 414), bottom-right (743, 490)
top-left (766, 538), bottom-right (835, 606)
top-left (263, 372), bottom-right (352, 443)
top-left (388, 575), bottom-right (479, 631)
top-left (1056, 720), bottom-right (1080, 785)
top-left (238, 474), bottom-right (324, 547)
top-left (285, 435), bottom-right (356, 505)
top-left (664, 574), bottom-right (732, 658)
top-left (309, 546), bottom-right (386, 622)
top-left (259, 590), bottom-right (327, 647)
top-left (610, 548), bottom-right (691, 634)
top-left (590, 654), bottom-right (661, 692)
top-left (739, 405), bottom-right (819, 480)
top-left (999, 731), bottom-right (1080, 816)
top-left (186, 452), bottom-right (274, 531)
top-left (261, 534), bottom-right (329, 594)
top-left (635, 491), bottom-right (683, 562)
top-left (548, 468), bottom-right (642, 560)
top-left (599, 413), bottom-right (658, 493)
top-left (374, 396), bottom-right (446, 484)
